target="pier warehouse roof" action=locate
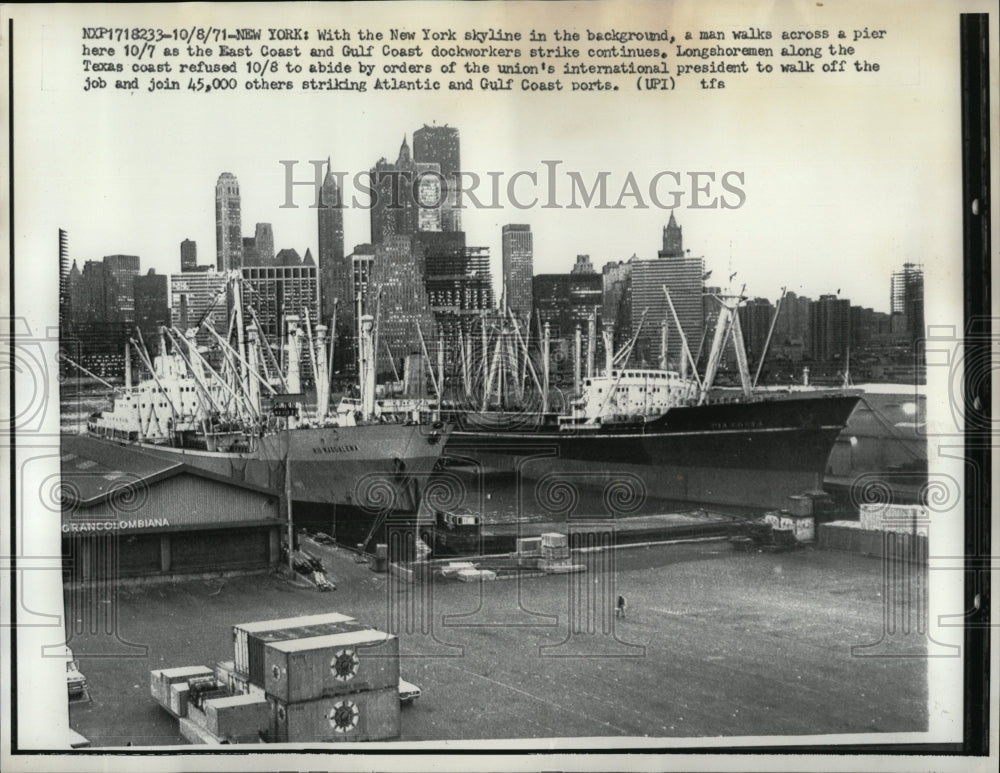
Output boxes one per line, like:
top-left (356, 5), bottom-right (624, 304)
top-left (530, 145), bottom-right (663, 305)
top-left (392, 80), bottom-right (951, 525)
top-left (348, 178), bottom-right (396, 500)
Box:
top-left (60, 435), bottom-right (285, 580)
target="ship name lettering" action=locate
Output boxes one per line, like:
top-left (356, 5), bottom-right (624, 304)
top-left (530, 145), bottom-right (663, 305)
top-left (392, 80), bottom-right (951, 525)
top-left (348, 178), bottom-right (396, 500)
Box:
top-left (312, 444), bottom-right (361, 454)
top-left (709, 420), bottom-right (765, 430)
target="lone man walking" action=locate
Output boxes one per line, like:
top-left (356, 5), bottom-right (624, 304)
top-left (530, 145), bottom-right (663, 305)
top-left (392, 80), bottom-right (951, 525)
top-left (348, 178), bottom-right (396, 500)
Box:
top-left (616, 594), bottom-right (627, 619)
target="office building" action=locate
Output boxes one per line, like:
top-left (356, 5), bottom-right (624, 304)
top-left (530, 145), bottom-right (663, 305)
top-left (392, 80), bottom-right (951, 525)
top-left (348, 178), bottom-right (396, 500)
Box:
top-left (890, 263), bottom-right (924, 342)
top-left (810, 294), bottom-right (851, 363)
top-left (737, 297), bottom-right (776, 366)
top-left (254, 223), bottom-right (275, 266)
top-left (532, 272), bottom-right (602, 342)
top-left (318, 161), bottom-right (348, 328)
top-left (180, 239), bottom-right (198, 272)
top-left (102, 254), bottom-right (141, 324)
top-left (630, 253), bottom-right (704, 366)
top-left (215, 172), bottom-right (243, 271)
top-left (413, 124), bottom-right (462, 232)
top-left (370, 137), bottom-right (442, 245)
top-left (367, 235), bottom-right (436, 375)
top-left (133, 269), bottom-right (170, 340)
top-left (570, 254), bottom-right (595, 275)
top-left (169, 271), bottom-right (228, 336)
top-left (502, 224), bottom-right (533, 322)
top-left (240, 263), bottom-right (321, 381)
top-left (418, 232), bottom-right (494, 348)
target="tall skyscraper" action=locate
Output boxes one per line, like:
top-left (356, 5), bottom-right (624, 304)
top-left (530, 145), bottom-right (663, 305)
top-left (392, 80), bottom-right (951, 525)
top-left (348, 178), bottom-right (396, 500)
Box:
top-left (413, 124), bottom-right (461, 232)
top-left (502, 224), bottom-right (533, 321)
top-left (215, 172), bottom-right (243, 271)
top-left (602, 259), bottom-right (632, 347)
top-left (180, 239), bottom-right (197, 272)
top-left (77, 261), bottom-right (116, 324)
top-left (738, 297), bottom-right (776, 366)
top-left (59, 230), bottom-right (71, 333)
top-left (240, 263), bottom-right (320, 361)
top-left (630, 253), bottom-right (704, 366)
top-left (890, 262), bottom-right (924, 342)
top-left (367, 235), bottom-right (436, 374)
top-left (810, 294), bottom-right (851, 362)
top-left (133, 269), bottom-right (170, 340)
top-left (318, 161), bottom-right (348, 328)
top-left (570, 254), bottom-right (595, 275)
top-left (370, 137), bottom-right (441, 246)
top-left (350, 244), bottom-right (376, 310)
top-left (242, 236), bottom-right (259, 267)
top-left (254, 223), bottom-right (275, 266)
top-left (658, 212), bottom-right (684, 258)
top-left (103, 254), bottom-right (140, 323)
top-left (532, 273), bottom-right (602, 341)
top-left (169, 271), bottom-right (228, 338)
top-left (774, 291), bottom-right (813, 354)
top-left (418, 232), bottom-right (493, 349)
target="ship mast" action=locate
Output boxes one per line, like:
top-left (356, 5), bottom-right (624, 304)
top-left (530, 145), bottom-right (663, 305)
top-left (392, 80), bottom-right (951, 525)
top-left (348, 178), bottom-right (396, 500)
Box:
top-left (359, 314), bottom-right (376, 419)
top-left (662, 288), bottom-right (703, 395)
top-left (602, 326), bottom-right (614, 375)
top-left (698, 290), bottom-right (754, 403)
top-left (586, 311), bottom-right (596, 379)
top-left (753, 286), bottom-right (786, 388)
top-left (542, 321), bottom-right (551, 414)
top-left (573, 324), bottom-right (582, 397)
top-left (314, 324), bottom-right (329, 423)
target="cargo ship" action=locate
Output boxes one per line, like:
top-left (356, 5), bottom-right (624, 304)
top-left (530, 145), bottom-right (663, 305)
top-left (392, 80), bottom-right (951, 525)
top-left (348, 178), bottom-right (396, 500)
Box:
top-left (68, 275), bottom-right (450, 548)
top-left (445, 291), bottom-right (861, 510)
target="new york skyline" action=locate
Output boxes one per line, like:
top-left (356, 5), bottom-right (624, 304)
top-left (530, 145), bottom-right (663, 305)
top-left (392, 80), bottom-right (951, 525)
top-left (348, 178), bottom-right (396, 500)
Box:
top-left (52, 116), bottom-right (935, 316)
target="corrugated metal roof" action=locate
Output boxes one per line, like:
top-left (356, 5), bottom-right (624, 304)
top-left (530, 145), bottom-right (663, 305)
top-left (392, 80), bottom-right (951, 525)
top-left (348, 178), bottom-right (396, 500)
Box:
top-left (60, 435), bottom-right (276, 509)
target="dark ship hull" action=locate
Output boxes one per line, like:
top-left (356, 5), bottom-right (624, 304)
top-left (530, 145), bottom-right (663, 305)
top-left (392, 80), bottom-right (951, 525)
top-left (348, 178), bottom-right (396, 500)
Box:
top-left (445, 392), bottom-right (860, 510)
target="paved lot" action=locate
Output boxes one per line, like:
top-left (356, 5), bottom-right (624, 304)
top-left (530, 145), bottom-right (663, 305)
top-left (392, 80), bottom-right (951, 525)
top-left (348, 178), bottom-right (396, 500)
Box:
top-left (67, 539), bottom-right (926, 746)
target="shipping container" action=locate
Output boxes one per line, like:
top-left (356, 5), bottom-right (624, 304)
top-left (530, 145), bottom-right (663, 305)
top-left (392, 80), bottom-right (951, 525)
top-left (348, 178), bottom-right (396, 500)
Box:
top-left (264, 629), bottom-right (399, 703)
top-left (247, 620), bottom-right (365, 687)
top-left (232, 613), bottom-right (356, 678)
top-left (150, 666), bottom-right (213, 712)
top-left (516, 537), bottom-right (542, 555)
top-left (268, 686), bottom-right (400, 743)
top-left (203, 693), bottom-right (271, 742)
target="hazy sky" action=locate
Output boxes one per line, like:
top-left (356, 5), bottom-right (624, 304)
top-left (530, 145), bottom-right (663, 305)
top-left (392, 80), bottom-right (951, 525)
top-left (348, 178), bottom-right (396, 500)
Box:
top-left (15, 1), bottom-right (967, 315)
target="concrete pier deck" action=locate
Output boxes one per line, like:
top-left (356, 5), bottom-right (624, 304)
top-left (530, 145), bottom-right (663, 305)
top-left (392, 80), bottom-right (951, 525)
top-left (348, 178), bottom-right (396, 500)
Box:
top-left (67, 539), bottom-right (927, 746)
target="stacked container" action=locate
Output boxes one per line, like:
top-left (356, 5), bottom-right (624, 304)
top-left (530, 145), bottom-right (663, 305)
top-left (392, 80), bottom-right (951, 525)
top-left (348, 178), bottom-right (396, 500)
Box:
top-left (230, 612), bottom-right (401, 743)
top-left (265, 629), bottom-right (400, 741)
